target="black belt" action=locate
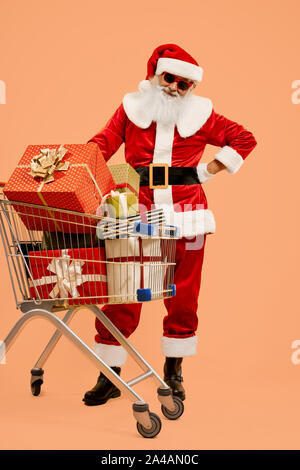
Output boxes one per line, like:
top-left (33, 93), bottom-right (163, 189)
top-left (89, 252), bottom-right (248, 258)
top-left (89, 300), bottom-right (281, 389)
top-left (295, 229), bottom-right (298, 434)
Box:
top-left (135, 165), bottom-right (200, 189)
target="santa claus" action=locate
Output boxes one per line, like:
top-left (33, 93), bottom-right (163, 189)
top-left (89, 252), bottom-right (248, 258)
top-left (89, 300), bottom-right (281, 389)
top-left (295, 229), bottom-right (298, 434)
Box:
top-left (83, 44), bottom-right (257, 405)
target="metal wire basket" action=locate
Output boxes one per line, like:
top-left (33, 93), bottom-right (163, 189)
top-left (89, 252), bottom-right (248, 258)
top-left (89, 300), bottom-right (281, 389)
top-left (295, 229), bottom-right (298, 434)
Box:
top-left (0, 195), bottom-right (178, 310)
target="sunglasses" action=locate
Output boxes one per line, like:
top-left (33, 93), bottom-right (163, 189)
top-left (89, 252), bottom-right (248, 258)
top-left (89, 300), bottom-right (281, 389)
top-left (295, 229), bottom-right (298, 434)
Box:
top-left (163, 72), bottom-right (193, 91)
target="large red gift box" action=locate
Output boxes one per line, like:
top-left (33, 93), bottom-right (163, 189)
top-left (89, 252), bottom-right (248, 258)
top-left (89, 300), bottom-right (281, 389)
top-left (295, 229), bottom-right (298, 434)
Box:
top-left (28, 246), bottom-right (108, 305)
top-left (3, 143), bottom-right (115, 232)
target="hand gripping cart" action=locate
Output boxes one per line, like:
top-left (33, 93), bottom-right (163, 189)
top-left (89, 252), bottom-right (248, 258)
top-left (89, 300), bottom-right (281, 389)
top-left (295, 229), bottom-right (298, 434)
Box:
top-left (0, 191), bottom-right (183, 438)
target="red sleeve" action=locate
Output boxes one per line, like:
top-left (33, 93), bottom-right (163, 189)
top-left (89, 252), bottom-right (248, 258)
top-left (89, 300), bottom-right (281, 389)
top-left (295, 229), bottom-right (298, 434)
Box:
top-left (88, 103), bottom-right (127, 162)
top-left (204, 109), bottom-right (257, 173)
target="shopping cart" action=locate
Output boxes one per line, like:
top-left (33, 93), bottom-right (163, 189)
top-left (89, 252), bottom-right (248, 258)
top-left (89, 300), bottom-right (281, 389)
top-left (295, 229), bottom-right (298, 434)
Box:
top-left (0, 186), bottom-right (183, 438)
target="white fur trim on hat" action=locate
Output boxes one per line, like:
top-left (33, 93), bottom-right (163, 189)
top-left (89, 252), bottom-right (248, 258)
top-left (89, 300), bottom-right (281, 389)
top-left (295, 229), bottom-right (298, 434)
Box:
top-left (93, 342), bottom-right (127, 367)
top-left (161, 335), bottom-right (198, 357)
top-left (156, 58), bottom-right (203, 82)
top-left (214, 145), bottom-right (244, 174)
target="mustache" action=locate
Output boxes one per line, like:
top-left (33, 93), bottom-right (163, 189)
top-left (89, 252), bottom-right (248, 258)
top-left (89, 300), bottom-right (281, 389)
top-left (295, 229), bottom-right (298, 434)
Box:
top-left (157, 84), bottom-right (180, 98)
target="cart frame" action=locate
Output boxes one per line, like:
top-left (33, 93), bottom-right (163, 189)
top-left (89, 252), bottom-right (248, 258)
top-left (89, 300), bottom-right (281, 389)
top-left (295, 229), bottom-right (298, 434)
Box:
top-left (0, 193), bottom-right (184, 438)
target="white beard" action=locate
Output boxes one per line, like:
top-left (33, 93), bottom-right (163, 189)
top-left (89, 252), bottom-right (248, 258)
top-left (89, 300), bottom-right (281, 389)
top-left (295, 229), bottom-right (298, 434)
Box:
top-left (123, 79), bottom-right (213, 138)
top-left (144, 82), bottom-right (193, 126)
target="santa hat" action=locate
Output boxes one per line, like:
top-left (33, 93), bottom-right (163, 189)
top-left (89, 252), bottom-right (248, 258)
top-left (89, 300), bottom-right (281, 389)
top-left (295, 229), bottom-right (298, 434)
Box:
top-left (146, 43), bottom-right (203, 82)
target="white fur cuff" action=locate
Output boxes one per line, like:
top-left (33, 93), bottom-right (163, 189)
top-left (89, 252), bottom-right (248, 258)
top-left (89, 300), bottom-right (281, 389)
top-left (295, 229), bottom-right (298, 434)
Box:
top-left (93, 342), bottom-right (127, 367)
top-left (197, 163), bottom-right (214, 183)
top-left (161, 336), bottom-right (198, 357)
top-left (214, 146), bottom-right (244, 174)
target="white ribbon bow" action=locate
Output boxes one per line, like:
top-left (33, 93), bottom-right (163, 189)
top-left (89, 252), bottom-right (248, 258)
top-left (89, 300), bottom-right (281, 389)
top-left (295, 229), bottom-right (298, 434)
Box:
top-left (47, 250), bottom-right (85, 299)
top-left (100, 190), bottom-right (129, 218)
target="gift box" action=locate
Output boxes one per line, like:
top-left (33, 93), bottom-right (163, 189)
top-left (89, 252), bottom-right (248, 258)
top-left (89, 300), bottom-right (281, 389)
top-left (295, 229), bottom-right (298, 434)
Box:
top-left (96, 208), bottom-right (166, 239)
top-left (3, 143), bottom-right (115, 232)
top-left (28, 246), bottom-right (108, 305)
top-left (101, 190), bottom-right (139, 219)
top-left (109, 163), bottom-right (140, 196)
top-left (105, 238), bottom-right (170, 303)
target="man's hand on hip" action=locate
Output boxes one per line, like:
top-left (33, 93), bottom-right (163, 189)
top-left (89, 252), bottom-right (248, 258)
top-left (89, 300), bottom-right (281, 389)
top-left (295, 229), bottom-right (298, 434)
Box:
top-left (197, 159), bottom-right (226, 183)
top-left (207, 159), bottom-right (226, 175)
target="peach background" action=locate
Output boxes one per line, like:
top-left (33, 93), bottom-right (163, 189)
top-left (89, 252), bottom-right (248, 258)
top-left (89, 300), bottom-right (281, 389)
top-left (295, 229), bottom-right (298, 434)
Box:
top-left (0, 0), bottom-right (300, 450)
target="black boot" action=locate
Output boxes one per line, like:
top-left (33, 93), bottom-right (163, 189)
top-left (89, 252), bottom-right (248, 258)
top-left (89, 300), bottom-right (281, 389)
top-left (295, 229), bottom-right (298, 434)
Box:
top-left (163, 357), bottom-right (186, 401)
top-left (83, 367), bottom-right (121, 406)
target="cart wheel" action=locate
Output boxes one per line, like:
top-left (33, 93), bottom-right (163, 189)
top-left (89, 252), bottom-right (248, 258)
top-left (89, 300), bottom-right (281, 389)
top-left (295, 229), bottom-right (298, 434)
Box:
top-left (136, 412), bottom-right (162, 438)
top-left (161, 396), bottom-right (184, 420)
top-left (31, 379), bottom-right (43, 396)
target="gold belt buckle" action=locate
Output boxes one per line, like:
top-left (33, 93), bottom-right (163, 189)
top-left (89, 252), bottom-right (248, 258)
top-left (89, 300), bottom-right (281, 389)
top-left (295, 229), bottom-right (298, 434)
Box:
top-left (149, 163), bottom-right (169, 190)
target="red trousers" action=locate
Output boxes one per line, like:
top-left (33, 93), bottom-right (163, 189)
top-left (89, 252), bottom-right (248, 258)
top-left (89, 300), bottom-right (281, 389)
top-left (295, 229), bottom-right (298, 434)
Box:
top-left (95, 235), bottom-right (207, 351)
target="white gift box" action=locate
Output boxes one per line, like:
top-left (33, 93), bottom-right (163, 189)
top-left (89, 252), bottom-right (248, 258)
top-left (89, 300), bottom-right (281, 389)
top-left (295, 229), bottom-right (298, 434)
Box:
top-left (105, 238), bottom-right (168, 303)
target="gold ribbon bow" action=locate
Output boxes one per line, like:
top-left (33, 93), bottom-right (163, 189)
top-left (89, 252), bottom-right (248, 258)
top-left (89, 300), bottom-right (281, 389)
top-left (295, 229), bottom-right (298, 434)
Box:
top-left (30, 145), bottom-right (69, 184)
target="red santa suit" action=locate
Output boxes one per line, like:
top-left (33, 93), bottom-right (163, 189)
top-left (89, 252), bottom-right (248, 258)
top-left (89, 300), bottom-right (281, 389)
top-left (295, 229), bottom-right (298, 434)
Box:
top-left (88, 45), bottom-right (257, 366)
